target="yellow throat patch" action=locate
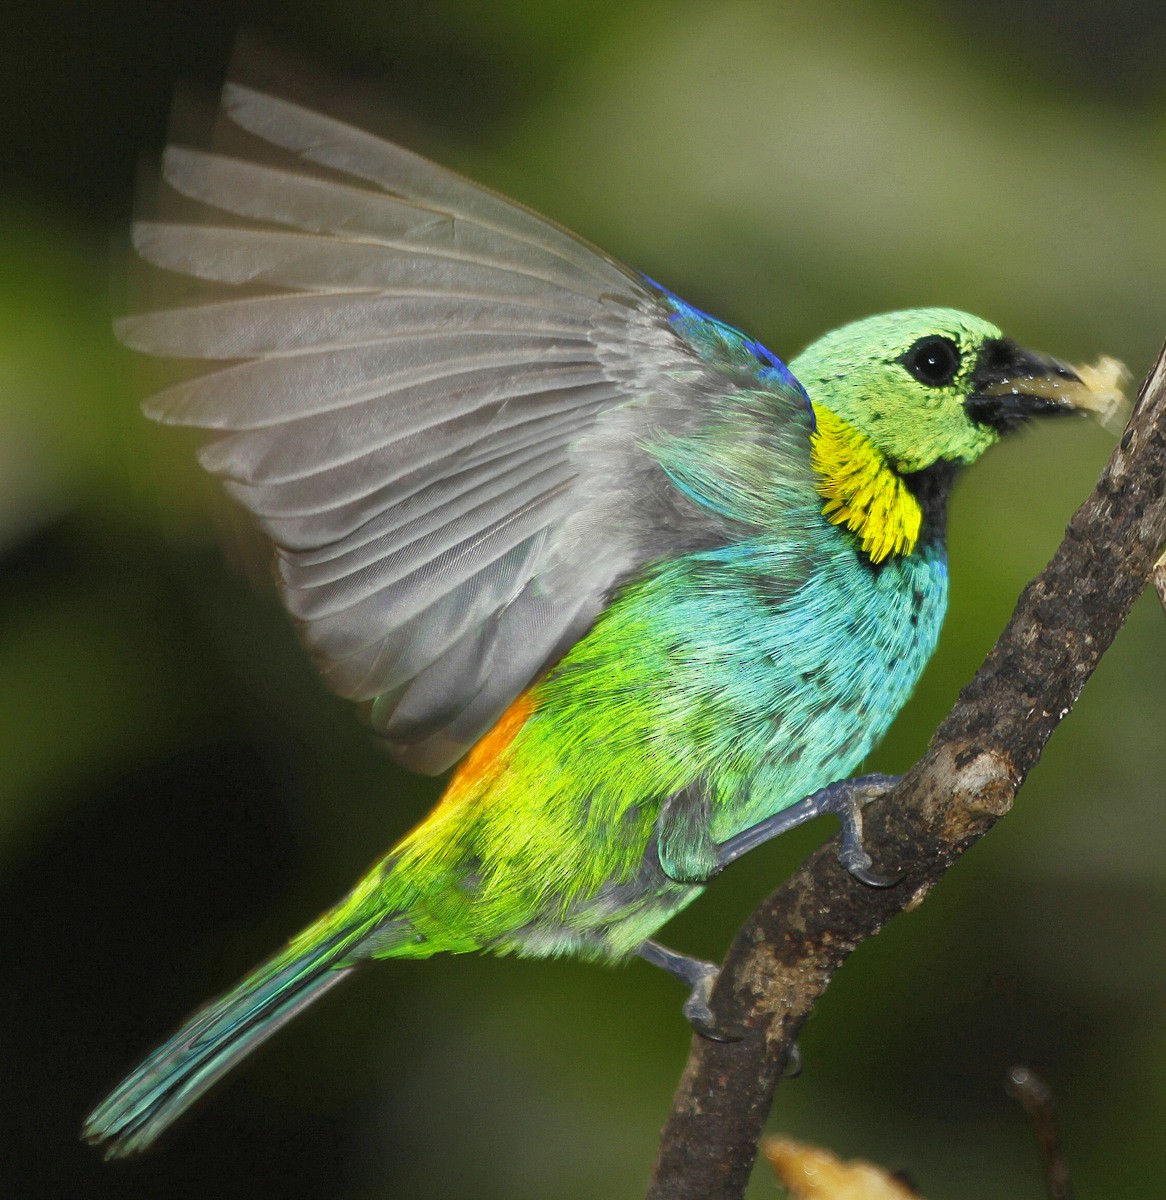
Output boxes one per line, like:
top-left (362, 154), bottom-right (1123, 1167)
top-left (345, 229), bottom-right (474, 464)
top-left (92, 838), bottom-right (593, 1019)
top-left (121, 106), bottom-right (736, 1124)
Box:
top-left (810, 407), bottom-right (922, 564)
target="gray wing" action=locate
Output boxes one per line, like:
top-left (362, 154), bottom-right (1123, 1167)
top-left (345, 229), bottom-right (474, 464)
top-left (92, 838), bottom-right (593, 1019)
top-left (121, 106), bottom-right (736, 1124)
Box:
top-left (122, 85), bottom-right (800, 773)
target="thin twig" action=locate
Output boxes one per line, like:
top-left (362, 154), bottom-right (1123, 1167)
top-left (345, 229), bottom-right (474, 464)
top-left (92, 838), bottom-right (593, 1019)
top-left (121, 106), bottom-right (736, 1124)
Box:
top-left (1007, 1065), bottom-right (1074, 1200)
top-left (646, 340), bottom-right (1166, 1200)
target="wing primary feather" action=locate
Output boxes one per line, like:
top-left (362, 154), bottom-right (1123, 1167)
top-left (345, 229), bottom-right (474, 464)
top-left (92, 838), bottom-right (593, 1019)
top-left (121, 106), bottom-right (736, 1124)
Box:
top-left (149, 343), bottom-right (603, 429)
top-left (204, 369), bottom-right (609, 506)
top-left (219, 85), bottom-right (635, 291)
top-left (192, 343), bottom-right (597, 485)
top-left (132, 222), bottom-right (616, 305)
top-left (161, 148), bottom-right (624, 293)
top-left (202, 375), bottom-right (610, 536)
top-left (116, 293), bottom-right (595, 359)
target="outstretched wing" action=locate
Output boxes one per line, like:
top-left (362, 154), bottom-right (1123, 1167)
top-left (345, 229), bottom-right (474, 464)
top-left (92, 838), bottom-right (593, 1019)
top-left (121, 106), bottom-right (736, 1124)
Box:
top-left (123, 84), bottom-right (815, 773)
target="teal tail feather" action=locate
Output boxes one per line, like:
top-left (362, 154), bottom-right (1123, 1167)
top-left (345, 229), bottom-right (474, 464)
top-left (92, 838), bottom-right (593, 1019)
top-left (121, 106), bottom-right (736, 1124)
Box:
top-left (83, 926), bottom-right (367, 1158)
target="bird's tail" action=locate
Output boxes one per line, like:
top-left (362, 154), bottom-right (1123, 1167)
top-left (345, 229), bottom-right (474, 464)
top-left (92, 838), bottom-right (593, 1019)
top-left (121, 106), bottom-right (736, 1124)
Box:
top-left (83, 905), bottom-right (390, 1158)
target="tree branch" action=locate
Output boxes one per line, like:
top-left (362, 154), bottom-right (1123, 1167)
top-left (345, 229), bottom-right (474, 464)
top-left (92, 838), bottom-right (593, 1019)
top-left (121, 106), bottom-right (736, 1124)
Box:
top-left (647, 340), bottom-right (1166, 1200)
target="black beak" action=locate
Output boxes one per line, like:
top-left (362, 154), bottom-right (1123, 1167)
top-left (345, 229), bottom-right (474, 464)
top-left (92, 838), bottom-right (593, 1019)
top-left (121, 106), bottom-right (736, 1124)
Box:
top-left (965, 338), bottom-right (1084, 432)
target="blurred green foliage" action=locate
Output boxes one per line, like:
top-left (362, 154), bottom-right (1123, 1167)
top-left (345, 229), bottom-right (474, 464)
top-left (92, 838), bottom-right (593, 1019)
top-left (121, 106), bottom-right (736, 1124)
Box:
top-left (2, 2), bottom-right (1164, 1198)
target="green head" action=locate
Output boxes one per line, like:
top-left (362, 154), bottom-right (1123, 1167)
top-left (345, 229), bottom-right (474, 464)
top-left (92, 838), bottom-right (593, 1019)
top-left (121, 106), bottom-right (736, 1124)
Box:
top-left (790, 307), bottom-right (1087, 474)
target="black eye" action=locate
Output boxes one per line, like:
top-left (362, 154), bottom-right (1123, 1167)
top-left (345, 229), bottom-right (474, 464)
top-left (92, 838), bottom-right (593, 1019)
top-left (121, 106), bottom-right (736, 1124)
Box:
top-left (901, 335), bottom-right (962, 388)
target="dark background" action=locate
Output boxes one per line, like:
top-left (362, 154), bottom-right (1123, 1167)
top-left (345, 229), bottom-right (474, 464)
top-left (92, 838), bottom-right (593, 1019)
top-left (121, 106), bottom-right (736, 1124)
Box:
top-left (3, 1), bottom-right (1165, 1196)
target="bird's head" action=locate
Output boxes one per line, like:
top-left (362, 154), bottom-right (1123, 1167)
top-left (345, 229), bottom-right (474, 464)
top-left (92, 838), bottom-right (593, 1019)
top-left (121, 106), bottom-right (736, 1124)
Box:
top-left (788, 308), bottom-right (1125, 562)
top-left (790, 307), bottom-right (1110, 473)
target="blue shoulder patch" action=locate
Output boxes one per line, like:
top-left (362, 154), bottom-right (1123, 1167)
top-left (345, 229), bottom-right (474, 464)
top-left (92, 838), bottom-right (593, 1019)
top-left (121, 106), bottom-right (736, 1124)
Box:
top-left (643, 275), bottom-right (816, 430)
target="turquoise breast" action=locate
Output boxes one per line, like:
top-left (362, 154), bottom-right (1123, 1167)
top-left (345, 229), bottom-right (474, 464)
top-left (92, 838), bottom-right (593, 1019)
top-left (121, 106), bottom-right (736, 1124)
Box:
top-left (706, 537), bottom-right (949, 840)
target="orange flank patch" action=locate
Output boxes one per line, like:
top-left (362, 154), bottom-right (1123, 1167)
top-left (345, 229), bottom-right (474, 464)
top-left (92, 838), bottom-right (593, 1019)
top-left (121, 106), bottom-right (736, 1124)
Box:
top-left (396, 690), bottom-right (537, 854)
top-left (441, 689), bottom-right (536, 806)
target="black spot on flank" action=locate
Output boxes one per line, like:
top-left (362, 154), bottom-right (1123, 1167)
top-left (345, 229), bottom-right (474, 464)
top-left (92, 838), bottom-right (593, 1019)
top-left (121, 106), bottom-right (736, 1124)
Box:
top-left (912, 588), bottom-right (924, 608)
top-left (909, 612), bottom-right (920, 627)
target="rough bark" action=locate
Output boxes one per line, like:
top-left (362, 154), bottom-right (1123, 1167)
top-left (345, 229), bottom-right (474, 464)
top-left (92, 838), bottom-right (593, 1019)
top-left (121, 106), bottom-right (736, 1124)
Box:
top-left (647, 340), bottom-right (1166, 1200)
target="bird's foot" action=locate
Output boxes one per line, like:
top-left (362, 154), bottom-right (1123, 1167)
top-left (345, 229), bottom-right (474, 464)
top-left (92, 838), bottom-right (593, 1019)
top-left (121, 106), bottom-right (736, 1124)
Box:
top-left (715, 773), bottom-right (904, 888)
top-left (680, 966), bottom-right (724, 1040)
top-left (638, 939), bottom-right (740, 1042)
top-left (822, 775), bottom-right (904, 888)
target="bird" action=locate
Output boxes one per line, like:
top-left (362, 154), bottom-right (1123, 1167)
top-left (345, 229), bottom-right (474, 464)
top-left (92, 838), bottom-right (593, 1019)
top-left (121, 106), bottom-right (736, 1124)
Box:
top-left (83, 81), bottom-right (1119, 1158)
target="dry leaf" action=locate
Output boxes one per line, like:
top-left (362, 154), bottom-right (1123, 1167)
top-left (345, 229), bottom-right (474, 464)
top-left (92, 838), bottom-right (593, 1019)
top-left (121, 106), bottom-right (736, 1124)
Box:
top-left (763, 1136), bottom-right (922, 1200)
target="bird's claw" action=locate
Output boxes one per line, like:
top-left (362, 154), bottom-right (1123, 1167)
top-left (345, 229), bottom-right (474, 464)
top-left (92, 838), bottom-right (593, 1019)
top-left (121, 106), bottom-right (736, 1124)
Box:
top-left (637, 940), bottom-right (742, 1042)
top-left (681, 967), bottom-right (741, 1043)
top-left (839, 846), bottom-right (903, 889)
top-left (828, 776), bottom-right (903, 889)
